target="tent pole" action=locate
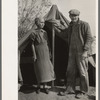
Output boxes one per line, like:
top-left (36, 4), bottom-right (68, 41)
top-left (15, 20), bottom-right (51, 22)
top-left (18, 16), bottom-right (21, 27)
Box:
top-left (52, 27), bottom-right (55, 66)
top-left (52, 26), bottom-right (55, 87)
top-left (18, 50), bottom-right (23, 83)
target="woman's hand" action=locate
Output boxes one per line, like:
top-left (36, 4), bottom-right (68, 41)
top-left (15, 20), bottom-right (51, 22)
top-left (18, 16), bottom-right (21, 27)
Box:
top-left (32, 57), bottom-right (37, 62)
top-left (81, 51), bottom-right (88, 60)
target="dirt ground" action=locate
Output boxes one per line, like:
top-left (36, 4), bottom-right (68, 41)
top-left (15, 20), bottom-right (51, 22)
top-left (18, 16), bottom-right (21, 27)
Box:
top-left (18, 85), bottom-right (95, 100)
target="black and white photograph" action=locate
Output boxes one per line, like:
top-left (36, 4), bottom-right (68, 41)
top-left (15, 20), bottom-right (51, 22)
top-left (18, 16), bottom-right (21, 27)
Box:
top-left (18, 0), bottom-right (97, 100)
top-left (2, 0), bottom-right (97, 100)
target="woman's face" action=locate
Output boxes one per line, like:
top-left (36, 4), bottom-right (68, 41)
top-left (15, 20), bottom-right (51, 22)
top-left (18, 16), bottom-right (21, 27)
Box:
top-left (69, 15), bottom-right (79, 22)
top-left (36, 18), bottom-right (45, 29)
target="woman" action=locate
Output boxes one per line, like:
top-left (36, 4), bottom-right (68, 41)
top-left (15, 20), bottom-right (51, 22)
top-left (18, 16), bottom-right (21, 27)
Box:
top-left (30, 17), bottom-right (55, 94)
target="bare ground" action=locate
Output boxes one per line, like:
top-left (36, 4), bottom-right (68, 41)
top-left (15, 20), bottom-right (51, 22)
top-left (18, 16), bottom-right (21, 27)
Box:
top-left (18, 86), bottom-right (95, 100)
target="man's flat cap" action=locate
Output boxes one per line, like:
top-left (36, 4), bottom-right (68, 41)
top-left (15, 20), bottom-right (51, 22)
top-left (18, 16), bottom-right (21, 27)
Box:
top-left (69, 9), bottom-right (80, 16)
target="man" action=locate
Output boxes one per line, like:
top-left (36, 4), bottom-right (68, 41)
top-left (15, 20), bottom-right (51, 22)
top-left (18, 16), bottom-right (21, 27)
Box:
top-left (51, 9), bottom-right (93, 98)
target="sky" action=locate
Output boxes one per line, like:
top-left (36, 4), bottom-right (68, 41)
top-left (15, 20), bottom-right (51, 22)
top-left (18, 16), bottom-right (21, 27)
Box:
top-left (51, 0), bottom-right (97, 36)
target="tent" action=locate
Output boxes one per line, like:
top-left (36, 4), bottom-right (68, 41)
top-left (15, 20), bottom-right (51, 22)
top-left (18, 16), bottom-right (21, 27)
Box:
top-left (18, 5), bottom-right (95, 86)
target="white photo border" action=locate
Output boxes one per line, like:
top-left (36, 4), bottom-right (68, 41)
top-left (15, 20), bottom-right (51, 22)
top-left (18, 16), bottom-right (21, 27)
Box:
top-left (2, 0), bottom-right (98, 100)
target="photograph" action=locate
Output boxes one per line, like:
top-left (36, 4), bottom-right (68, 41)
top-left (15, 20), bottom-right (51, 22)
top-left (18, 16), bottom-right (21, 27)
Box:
top-left (18, 0), bottom-right (97, 100)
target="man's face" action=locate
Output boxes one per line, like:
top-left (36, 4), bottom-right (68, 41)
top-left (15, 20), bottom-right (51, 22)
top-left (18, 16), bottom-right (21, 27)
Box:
top-left (69, 15), bottom-right (79, 22)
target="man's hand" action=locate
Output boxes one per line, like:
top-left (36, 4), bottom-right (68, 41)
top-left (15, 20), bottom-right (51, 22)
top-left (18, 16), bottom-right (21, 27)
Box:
top-left (49, 51), bottom-right (52, 59)
top-left (49, 19), bottom-right (61, 27)
top-left (81, 51), bottom-right (88, 60)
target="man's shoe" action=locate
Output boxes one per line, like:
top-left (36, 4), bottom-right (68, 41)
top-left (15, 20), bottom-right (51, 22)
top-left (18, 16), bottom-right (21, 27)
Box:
top-left (75, 93), bottom-right (85, 99)
top-left (59, 90), bottom-right (75, 96)
top-left (59, 91), bottom-right (66, 96)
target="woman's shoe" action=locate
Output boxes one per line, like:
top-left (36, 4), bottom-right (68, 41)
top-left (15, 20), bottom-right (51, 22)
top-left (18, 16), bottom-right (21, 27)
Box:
top-left (43, 88), bottom-right (49, 94)
top-left (36, 87), bottom-right (40, 94)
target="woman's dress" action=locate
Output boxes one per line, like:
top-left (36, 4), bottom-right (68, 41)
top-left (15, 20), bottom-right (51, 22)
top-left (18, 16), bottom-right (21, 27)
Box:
top-left (30, 29), bottom-right (55, 83)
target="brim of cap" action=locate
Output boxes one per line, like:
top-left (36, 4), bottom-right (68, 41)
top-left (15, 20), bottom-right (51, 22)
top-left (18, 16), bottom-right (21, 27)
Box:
top-left (70, 14), bottom-right (79, 16)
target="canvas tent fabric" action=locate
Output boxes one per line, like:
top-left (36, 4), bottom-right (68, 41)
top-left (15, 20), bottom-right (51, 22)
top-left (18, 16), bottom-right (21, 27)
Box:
top-left (44, 5), bottom-right (69, 27)
top-left (18, 5), bottom-right (69, 54)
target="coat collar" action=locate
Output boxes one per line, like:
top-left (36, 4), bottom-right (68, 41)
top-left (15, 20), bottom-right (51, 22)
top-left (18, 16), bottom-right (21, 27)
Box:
top-left (35, 29), bottom-right (44, 32)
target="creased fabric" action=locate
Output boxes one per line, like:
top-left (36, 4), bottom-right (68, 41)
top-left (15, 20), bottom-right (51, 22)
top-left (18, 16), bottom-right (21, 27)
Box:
top-left (30, 29), bottom-right (55, 83)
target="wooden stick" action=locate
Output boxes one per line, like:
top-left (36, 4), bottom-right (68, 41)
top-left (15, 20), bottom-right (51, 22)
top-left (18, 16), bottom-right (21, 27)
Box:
top-left (52, 27), bottom-right (55, 66)
top-left (51, 26), bottom-right (55, 87)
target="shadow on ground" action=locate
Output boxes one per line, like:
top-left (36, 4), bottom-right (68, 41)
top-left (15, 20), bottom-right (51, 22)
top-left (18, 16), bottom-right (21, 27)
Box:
top-left (19, 86), bottom-right (95, 100)
top-left (88, 95), bottom-right (96, 100)
top-left (19, 85), bottom-right (36, 94)
top-left (19, 85), bottom-right (65, 94)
